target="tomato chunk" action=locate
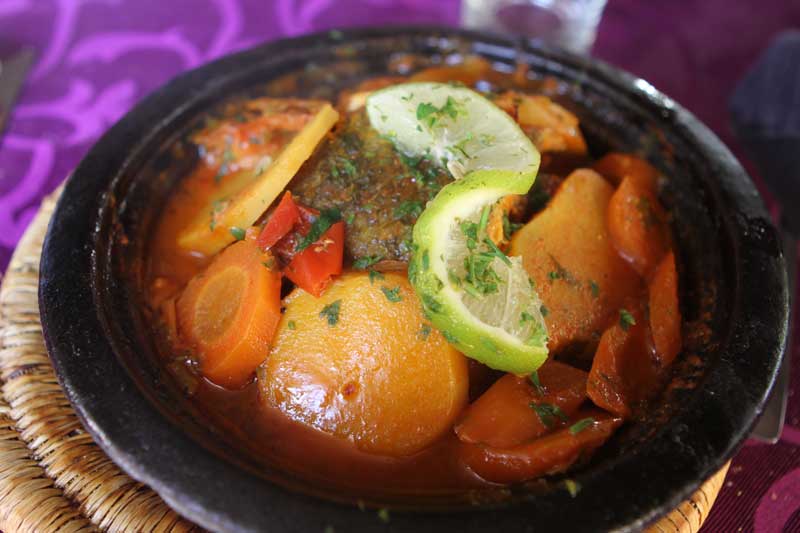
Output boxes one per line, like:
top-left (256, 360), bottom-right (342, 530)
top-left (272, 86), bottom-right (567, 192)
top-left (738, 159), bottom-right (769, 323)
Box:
top-left (459, 409), bottom-right (622, 484)
top-left (455, 361), bottom-right (587, 448)
top-left (257, 191), bottom-right (301, 249)
top-left (284, 221), bottom-right (345, 297)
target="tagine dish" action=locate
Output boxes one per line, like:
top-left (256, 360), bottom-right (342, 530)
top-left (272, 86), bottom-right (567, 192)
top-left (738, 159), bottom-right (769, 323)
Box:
top-left (144, 56), bottom-right (682, 500)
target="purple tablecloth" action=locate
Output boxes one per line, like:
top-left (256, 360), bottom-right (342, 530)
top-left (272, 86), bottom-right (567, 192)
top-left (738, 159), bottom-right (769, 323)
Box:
top-left (1, 1), bottom-right (799, 531)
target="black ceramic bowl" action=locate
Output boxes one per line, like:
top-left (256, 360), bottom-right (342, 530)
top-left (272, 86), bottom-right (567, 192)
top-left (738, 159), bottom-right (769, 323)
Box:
top-left (40, 27), bottom-right (789, 532)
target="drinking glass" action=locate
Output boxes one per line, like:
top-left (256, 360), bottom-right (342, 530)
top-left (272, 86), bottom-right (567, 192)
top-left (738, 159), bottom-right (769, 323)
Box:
top-left (461, 0), bottom-right (608, 55)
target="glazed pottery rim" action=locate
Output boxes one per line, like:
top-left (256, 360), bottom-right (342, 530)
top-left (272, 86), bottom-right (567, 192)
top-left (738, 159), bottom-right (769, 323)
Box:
top-left (38, 25), bottom-right (788, 533)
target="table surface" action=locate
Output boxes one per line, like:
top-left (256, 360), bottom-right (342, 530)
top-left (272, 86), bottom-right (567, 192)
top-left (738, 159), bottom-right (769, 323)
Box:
top-left (1, 1), bottom-right (799, 531)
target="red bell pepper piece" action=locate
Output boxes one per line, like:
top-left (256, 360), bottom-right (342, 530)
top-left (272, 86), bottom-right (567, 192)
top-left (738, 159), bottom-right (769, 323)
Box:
top-left (257, 192), bottom-right (301, 250)
top-left (284, 221), bottom-right (345, 297)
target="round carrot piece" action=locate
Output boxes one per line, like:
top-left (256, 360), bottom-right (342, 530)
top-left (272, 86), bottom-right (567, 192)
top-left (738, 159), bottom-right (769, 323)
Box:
top-left (259, 272), bottom-right (469, 456)
top-left (177, 240), bottom-right (282, 389)
top-left (649, 251), bottom-right (682, 368)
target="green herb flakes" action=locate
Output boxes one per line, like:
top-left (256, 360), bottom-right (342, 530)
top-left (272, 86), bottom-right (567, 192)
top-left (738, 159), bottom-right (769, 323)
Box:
top-left (296, 208), bottom-right (342, 252)
top-left (589, 280), bottom-right (600, 298)
top-left (380, 286), bottom-right (402, 303)
top-left (287, 320), bottom-right (297, 330)
top-left (529, 371), bottom-right (544, 395)
top-left (353, 255), bottom-right (383, 269)
top-left (369, 269), bottom-right (385, 284)
top-left (320, 300), bottom-right (342, 326)
top-left (569, 417), bottom-right (596, 435)
top-left (442, 330), bottom-right (459, 344)
top-left (563, 479), bottom-right (581, 498)
top-left (393, 200), bottom-right (424, 220)
top-left (540, 305), bottom-right (549, 317)
top-left (229, 226), bottom-right (246, 241)
top-left (619, 309), bottom-right (636, 331)
top-left (530, 402), bottom-right (568, 429)
top-left (377, 508), bottom-right (391, 524)
top-left (418, 323), bottom-right (432, 341)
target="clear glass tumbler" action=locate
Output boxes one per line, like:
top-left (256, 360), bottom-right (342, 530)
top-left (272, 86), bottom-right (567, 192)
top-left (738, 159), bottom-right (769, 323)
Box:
top-left (461, 0), bottom-right (608, 55)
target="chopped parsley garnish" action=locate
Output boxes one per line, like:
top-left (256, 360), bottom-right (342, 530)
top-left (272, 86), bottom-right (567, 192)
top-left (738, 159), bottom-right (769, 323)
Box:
top-left (369, 269), bottom-right (384, 284)
top-left (619, 309), bottom-right (636, 331)
top-left (569, 417), bottom-right (596, 435)
top-left (353, 255), bottom-right (383, 269)
top-left (422, 294), bottom-right (443, 314)
top-left (345, 212), bottom-right (356, 225)
top-left (214, 146), bottom-right (234, 183)
top-left (229, 226), bottom-right (246, 241)
top-left (548, 270), bottom-right (562, 281)
top-left (530, 402), bottom-right (568, 429)
top-left (377, 508), bottom-right (391, 524)
top-left (380, 286), bottom-right (402, 303)
top-left (563, 479), bottom-right (581, 497)
top-left (339, 158), bottom-right (357, 177)
top-left (393, 200), bottom-right (424, 220)
top-left (483, 238), bottom-right (511, 266)
top-left (589, 280), bottom-right (600, 298)
top-left (502, 214), bottom-right (523, 240)
top-left (529, 370), bottom-right (544, 395)
top-left (287, 320), bottom-right (296, 330)
top-left (418, 323), bottom-right (432, 341)
top-left (319, 300), bottom-right (341, 326)
top-left (442, 330), bottom-right (459, 344)
top-left (263, 258), bottom-right (276, 270)
top-left (295, 208), bottom-right (342, 252)
top-left (415, 96), bottom-right (460, 128)
top-left (478, 205), bottom-right (491, 234)
top-left (540, 305), bottom-right (549, 317)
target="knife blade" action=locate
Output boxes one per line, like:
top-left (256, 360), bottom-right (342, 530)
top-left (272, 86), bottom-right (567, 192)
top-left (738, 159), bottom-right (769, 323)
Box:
top-left (0, 47), bottom-right (35, 139)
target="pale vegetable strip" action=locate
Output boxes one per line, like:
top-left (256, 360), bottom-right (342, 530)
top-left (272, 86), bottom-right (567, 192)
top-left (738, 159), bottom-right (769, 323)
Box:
top-left (178, 103), bottom-right (340, 255)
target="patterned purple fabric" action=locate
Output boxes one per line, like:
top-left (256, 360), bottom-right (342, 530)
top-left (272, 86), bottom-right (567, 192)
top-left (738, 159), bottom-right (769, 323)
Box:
top-left (0, 1), bottom-right (798, 531)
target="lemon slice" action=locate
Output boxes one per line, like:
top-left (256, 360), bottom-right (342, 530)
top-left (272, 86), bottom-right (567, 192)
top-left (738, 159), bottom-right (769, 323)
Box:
top-left (409, 169), bottom-right (548, 374)
top-left (366, 82), bottom-right (538, 179)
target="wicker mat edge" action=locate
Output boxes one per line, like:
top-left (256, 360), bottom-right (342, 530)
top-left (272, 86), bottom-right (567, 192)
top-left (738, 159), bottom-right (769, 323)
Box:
top-left (0, 189), bottom-right (729, 533)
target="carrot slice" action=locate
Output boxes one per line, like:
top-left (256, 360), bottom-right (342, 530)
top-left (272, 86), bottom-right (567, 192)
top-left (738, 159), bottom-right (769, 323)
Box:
top-left (176, 240), bottom-right (282, 388)
top-left (649, 252), bottom-right (682, 368)
top-left (586, 301), bottom-right (658, 418)
top-left (459, 409), bottom-right (623, 484)
top-left (593, 152), bottom-right (659, 190)
top-left (455, 361), bottom-right (587, 448)
top-left (607, 175), bottom-right (669, 277)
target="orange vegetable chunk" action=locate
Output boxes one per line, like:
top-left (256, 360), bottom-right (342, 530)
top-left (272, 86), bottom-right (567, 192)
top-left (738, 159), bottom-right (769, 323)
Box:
top-left (455, 361), bottom-right (588, 448)
top-left (510, 169), bottom-right (642, 354)
top-left (459, 410), bottom-right (623, 484)
top-left (516, 94), bottom-right (588, 155)
top-left (649, 251), bottom-right (682, 367)
top-left (593, 152), bottom-right (659, 190)
top-left (259, 272), bottom-right (469, 456)
top-left (176, 240), bottom-right (282, 388)
top-left (587, 302), bottom-right (658, 418)
top-left (607, 175), bottom-right (669, 277)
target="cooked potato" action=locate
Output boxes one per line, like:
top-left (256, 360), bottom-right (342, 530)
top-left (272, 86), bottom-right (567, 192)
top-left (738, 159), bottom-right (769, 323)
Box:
top-left (259, 272), bottom-right (469, 456)
top-left (510, 169), bottom-right (642, 353)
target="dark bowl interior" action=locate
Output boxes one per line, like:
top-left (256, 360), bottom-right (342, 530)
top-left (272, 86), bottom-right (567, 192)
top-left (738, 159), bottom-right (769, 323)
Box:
top-left (39, 27), bottom-right (789, 532)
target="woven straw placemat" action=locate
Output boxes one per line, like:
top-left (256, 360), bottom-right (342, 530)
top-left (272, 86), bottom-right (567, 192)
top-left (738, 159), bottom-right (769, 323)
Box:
top-left (0, 190), bottom-right (729, 532)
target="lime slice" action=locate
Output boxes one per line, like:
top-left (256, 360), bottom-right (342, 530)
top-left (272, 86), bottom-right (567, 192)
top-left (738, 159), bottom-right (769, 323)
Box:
top-left (366, 82), bottom-right (539, 179)
top-left (409, 169), bottom-right (548, 374)
top-left (368, 82), bottom-right (548, 373)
